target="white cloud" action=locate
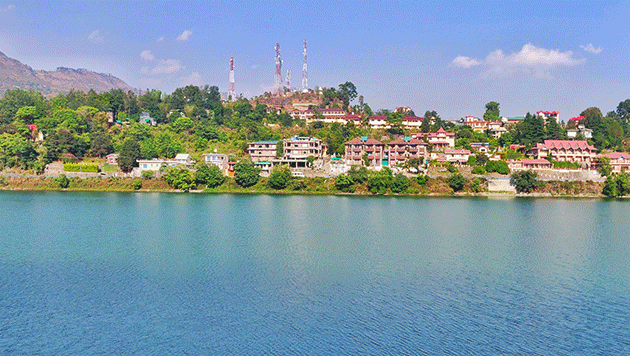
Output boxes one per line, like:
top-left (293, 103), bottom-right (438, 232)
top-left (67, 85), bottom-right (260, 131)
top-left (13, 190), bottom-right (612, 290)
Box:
top-left (176, 30), bottom-right (193, 41)
top-left (140, 50), bottom-right (155, 61)
top-left (0, 4), bottom-right (15, 12)
top-left (452, 43), bottom-right (585, 78)
top-left (149, 59), bottom-right (183, 75)
top-left (180, 72), bottom-right (202, 86)
top-left (157, 36), bottom-right (164, 42)
top-left (580, 43), bottom-right (603, 54)
top-left (88, 30), bottom-right (104, 44)
top-left (451, 56), bottom-right (481, 68)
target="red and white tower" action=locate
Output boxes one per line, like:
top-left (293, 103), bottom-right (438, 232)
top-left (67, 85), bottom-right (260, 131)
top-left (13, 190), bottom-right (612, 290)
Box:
top-left (274, 43), bottom-right (283, 95)
top-left (228, 57), bottom-right (235, 101)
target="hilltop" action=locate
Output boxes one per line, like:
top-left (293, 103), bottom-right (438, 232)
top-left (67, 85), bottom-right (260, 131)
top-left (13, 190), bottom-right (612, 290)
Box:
top-left (0, 51), bottom-right (133, 95)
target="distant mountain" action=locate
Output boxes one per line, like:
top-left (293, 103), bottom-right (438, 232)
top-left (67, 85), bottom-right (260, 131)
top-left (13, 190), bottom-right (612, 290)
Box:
top-left (0, 51), bottom-right (133, 95)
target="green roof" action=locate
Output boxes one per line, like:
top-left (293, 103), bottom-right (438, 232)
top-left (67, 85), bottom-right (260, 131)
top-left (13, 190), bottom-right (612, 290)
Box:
top-left (506, 116), bottom-right (525, 121)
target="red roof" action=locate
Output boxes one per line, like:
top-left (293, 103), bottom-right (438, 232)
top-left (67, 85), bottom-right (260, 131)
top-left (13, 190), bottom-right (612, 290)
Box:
top-left (569, 116), bottom-right (585, 121)
top-left (445, 149), bottom-right (471, 154)
top-left (537, 111), bottom-right (559, 116)
top-left (402, 116), bottom-right (423, 122)
top-left (368, 115), bottom-right (388, 121)
top-left (345, 137), bottom-right (384, 145)
top-left (28, 124), bottom-right (37, 130)
top-left (521, 158), bottom-right (552, 165)
top-left (536, 140), bottom-right (596, 151)
top-left (601, 152), bottom-right (630, 160)
top-left (387, 138), bottom-right (426, 146)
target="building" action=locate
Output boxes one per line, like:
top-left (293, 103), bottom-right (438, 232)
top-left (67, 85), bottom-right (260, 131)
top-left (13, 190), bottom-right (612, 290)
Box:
top-left (136, 159), bottom-right (177, 172)
top-left (536, 111), bottom-right (559, 124)
top-left (174, 153), bottom-right (194, 166)
top-left (106, 153), bottom-right (119, 165)
top-left (140, 111), bottom-right (156, 125)
top-left (529, 140), bottom-right (597, 167)
top-left (292, 108), bottom-right (348, 123)
top-left (248, 141), bottom-right (278, 162)
top-left (255, 161), bottom-right (273, 177)
top-left (463, 114), bottom-right (503, 134)
top-left (203, 152), bottom-right (229, 172)
top-left (386, 137), bottom-right (427, 166)
top-left (367, 115), bottom-right (390, 129)
top-left (508, 158), bottom-right (553, 170)
top-left (283, 136), bottom-right (324, 160)
top-left (440, 148), bottom-right (471, 164)
top-left (567, 125), bottom-right (593, 139)
top-left (344, 136), bottom-right (385, 167)
top-left (412, 127), bottom-right (456, 148)
top-left (402, 116), bottom-right (423, 130)
top-left (599, 152), bottom-right (630, 172)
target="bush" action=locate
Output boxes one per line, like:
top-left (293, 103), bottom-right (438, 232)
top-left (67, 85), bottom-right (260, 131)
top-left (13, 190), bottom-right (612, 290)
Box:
top-left (348, 166), bottom-right (369, 184)
top-left (141, 170), bottom-right (154, 179)
top-left (390, 174), bottom-right (410, 193)
top-left (417, 174), bottom-right (428, 186)
top-left (447, 173), bottom-right (465, 192)
top-left (510, 170), bottom-right (538, 193)
top-left (471, 178), bottom-right (482, 192)
top-left (467, 156), bottom-right (476, 166)
top-left (64, 163), bottom-right (99, 172)
top-left (288, 179), bottom-right (306, 191)
top-left (234, 160), bottom-right (261, 188)
top-left (471, 166), bottom-right (486, 175)
top-left (446, 163), bottom-right (458, 173)
top-left (603, 173), bottom-right (630, 197)
top-left (367, 167), bottom-right (393, 194)
top-left (268, 165), bottom-right (292, 190)
top-left (57, 174), bottom-right (69, 189)
top-left (132, 179), bottom-right (142, 190)
top-left (335, 174), bottom-right (355, 192)
top-left (486, 160), bottom-right (509, 175)
top-left (163, 166), bottom-right (196, 191)
top-left (195, 163), bottom-right (225, 188)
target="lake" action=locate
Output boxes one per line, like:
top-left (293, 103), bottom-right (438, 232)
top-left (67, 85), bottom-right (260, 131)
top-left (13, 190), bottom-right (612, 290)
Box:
top-left (1, 191), bottom-right (629, 354)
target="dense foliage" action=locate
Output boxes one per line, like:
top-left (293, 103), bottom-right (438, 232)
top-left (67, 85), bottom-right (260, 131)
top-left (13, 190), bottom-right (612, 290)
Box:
top-left (510, 170), bottom-right (539, 193)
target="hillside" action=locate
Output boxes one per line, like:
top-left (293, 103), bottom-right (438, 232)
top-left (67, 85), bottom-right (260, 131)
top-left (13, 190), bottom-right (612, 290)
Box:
top-left (0, 51), bottom-right (133, 95)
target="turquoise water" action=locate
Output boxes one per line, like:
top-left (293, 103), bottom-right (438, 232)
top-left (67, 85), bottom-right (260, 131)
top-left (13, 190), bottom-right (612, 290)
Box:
top-left (1, 191), bottom-right (629, 354)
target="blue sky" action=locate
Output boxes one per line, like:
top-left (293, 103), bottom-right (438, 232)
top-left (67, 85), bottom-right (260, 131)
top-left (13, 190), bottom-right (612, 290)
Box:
top-left (0, 0), bottom-right (629, 121)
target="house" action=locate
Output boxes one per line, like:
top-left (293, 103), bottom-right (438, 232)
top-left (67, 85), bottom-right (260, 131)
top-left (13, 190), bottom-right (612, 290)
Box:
top-left (402, 116), bottom-right (423, 130)
top-left (140, 111), bottom-right (156, 126)
top-left (440, 148), bottom-right (471, 164)
top-left (292, 108), bottom-right (348, 123)
top-left (599, 152), bottom-right (630, 172)
top-left (470, 142), bottom-right (490, 153)
top-left (509, 158), bottom-right (553, 170)
top-left (106, 153), bottom-right (119, 165)
top-left (203, 152), bottom-right (229, 172)
top-left (537, 111), bottom-right (559, 124)
top-left (529, 140), bottom-right (597, 167)
top-left (567, 125), bottom-right (593, 139)
top-left (248, 141), bottom-right (278, 162)
top-left (503, 116), bottom-right (525, 125)
top-left (412, 127), bottom-right (456, 148)
top-left (386, 137), bottom-right (427, 166)
top-left (255, 161), bottom-right (273, 177)
top-left (283, 136), bottom-right (324, 160)
top-left (227, 161), bottom-right (236, 177)
top-left (344, 136), bottom-right (385, 167)
top-left (367, 116), bottom-right (390, 129)
top-left (174, 153), bottom-right (194, 166)
top-left (136, 159), bottom-right (177, 172)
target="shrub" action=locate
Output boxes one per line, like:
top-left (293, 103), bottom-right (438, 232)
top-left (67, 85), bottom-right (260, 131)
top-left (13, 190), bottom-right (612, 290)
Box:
top-left (446, 164), bottom-right (458, 173)
top-left (268, 165), bottom-right (292, 190)
top-left (471, 166), bottom-right (486, 175)
top-left (163, 166), bottom-right (196, 191)
top-left (234, 160), bottom-right (261, 188)
top-left (390, 174), bottom-right (410, 193)
top-left (447, 173), bottom-right (465, 192)
top-left (510, 170), bottom-right (538, 193)
top-left (64, 163), bottom-right (99, 172)
top-left (288, 179), bottom-right (306, 191)
top-left (367, 167), bottom-right (393, 194)
top-left (603, 173), bottom-right (630, 197)
top-left (486, 160), bottom-right (509, 175)
top-left (57, 174), bottom-right (69, 189)
top-left (471, 178), bottom-right (482, 192)
top-left (335, 174), bottom-right (355, 192)
top-left (467, 156), bottom-right (476, 166)
top-left (195, 163), bottom-right (225, 188)
top-left (132, 179), bottom-right (142, 190)
top-left (141, 171), bottom-right (154, 179)
top-left (348, 166), bottom-right (369, 184)
top-left (417, 174), bottom-right (428, 186)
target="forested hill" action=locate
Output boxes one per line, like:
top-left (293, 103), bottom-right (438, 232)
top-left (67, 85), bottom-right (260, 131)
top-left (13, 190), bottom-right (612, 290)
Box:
top-left (0, 51), bottom-right (132, 95)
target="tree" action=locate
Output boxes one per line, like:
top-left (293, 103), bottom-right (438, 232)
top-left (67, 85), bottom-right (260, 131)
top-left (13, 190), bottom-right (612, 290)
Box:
top-left (276, 140), bottom-right (284, 158)
top-left (348, 166), bottom-right (369, 183)
top-left (337, 82), bottom-right (358, 108)
top-left (390, 174), bottom-right (410, 193)
top-left (367, 167), bottom-right (393, 194)
top-left (234, 160), bottom-right (261, 187)
top-left (0, 89), bottom-right (46, 124)
top-left (602, 176), bottom-right (618, 197)
top-left (335, 174), bottom-right (355, 192)
top-left (57, 174), bottom-right (70, 189)
top-left (163, 166), bottom-right (196, 191)
top-left (510, 170), bottom-right (538, 193)
top-left (485, 160), bottom-right (510, 175)
top-left (118, 139), bottom-right (142, 173)
top-left (195, 163), bottom-right (225, 188)
top-left (596, 156), bottom-right (613, 178)
top-left (472, 166), bottom-right (486, 175)
top-left (89, 132), bottom-right (114, 158)
top-left (616, 173), bottom-right (630, 196)
top-left (447, 173), bottom-right (465, 192)
top-left (475, 154), bottom-right (489, 166)
top-left (546, 117), bottom-right (564, 140)
top-left (483, 101), bottom-right (500, 122)
top-left (268, 165), bottom-right (292, 190)
top-left (421, 111), bottom-right (432, 133)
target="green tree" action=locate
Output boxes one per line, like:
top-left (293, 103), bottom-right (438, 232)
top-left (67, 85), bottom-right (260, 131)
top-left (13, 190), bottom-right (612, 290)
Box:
top-left (483, 101), bottom-right (500, 122)
top-left (132, 179), bottom-right (142, 190)
top-left (163, 166), bottom-right (196, 191)
top-left (195, 163), bottom-right (225, 188)
top-left (510, 170), bottom-right (539, 193)
top-left (367, 167), bottom-right (393, 194)
top-left (390, 173), bottom-right (410, 193)
top-left (118, 139), bottom-right (142, 173)
top-left (486, 160), bottom-right (510, 175)
top-left (596, 156), bottom-right (613, 178)
top-left (0, 89), bottom-right (46, 124)
top-left (348, 166), bottom-right (369, 184)
top-left (472, 166), bottom-right (486, 175)
top-left (447, 173), bottom-right (465, 192)
top-left (602, 176), bottom-right (618, 197)
top-left (276, 140), bottom-right (284, 158)
top-left (57, 174), bottom-right (70, 189)
top-left (417, 174), bottom-right (428, 186)
top-left (89, 132), bottom-right (114, 158)
top-left (421, 111), bottom-right (432, 133)
top-left (546, 117), bottom-right (564, 140)
top-left (616, 173), bottom-right (630, 196)
top-left (337, 82), bottom-right (358, 108)
top-left (234, 160), bottom-right (261, 187)
top-left (335, 174), bottom-right (355, 192)
top-left (268, 164), bottom-right (292, 190)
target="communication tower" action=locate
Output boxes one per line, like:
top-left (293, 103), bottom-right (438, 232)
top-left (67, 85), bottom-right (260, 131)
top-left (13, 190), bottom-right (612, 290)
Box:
top-left (228, 57), bottom-right (235, 101)
top-left (302, 40), bottom-right (308, 92)
top-left (274, 43), bottom-right (283, 95)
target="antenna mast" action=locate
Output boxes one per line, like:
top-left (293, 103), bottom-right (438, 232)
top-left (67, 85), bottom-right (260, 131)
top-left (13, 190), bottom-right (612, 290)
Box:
top-left (302, 40), bottom-right (308, 92)
top-left (274, 43), bottom-right (283, 95)
top-left (228, 57), bottom-right (235, 101)
top-left (286, 70), bottom-right (291, 91)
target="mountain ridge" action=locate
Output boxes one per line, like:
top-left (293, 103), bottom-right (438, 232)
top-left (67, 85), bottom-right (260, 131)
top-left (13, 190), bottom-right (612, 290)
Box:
top-left (0, 51), bottom-right (133, 95)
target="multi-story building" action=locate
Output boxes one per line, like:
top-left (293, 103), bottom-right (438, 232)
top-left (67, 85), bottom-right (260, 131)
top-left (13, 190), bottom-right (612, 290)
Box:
top-left (292, 108), bottom-right (348, 123)
top-left (529, 140), bottom-right (597, 167)
top-left (537, 111), bottom-right (559, 124)
top-left (386, 137), bottom-right (427, 166)
top-left (367, 115), bottom-right (390, 129)
top-left (599, 152), bottom-right (630, 172)
top-left (412, 127), bottom-right (456, 148)
top-left (247, 141), bottom-right (278, 162)
top-left (402, 116), bottom-right (423, 130)
top-left (344, 136), bottom-right (385, 167)
top-left (283, 136), bottom-right (324, 160)
top-left (203, 152), bottom-right (229, 172)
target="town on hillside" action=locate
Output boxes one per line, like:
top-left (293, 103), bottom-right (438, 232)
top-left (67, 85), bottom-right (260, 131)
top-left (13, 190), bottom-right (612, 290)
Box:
top-left (1, 85), bottom-right (630, 195)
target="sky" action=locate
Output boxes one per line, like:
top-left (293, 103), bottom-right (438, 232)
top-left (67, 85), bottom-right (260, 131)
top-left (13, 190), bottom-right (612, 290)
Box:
top-left (0, 0), bottom-right (629, 121)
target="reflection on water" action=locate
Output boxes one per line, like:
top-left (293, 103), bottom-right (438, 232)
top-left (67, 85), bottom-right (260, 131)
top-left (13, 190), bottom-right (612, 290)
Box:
top-left (1, 192), bottom-right (629, 354)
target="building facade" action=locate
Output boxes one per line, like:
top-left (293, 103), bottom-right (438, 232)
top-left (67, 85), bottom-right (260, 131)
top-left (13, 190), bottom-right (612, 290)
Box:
top-left (283, 136), bottom-right (324, 160)
top-left (248, 141), bottom-right (278, 162)
top-left (412, 127), bottom-right (456, 148)
top-left (529, 140), bottom-right (597, 167)
top-left (386, 137), bottom-right (427, 166)
top-left (344, 137), bottom-right (385, 167)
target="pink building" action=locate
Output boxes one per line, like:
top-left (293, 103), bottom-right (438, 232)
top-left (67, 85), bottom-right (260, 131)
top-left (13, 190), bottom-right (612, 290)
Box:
top-left (344, 137), bottom-right (385, 166)
top-left (599, 152), bottom-right (630, 172)
top-left (412, 127), bottom-right (456, 148)
top-left (529, 140), bottom-right (597, 167)
top-left (386, 137), bottom-right (427, 165)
